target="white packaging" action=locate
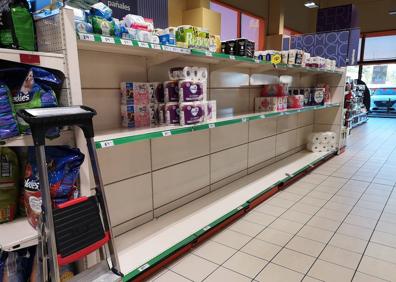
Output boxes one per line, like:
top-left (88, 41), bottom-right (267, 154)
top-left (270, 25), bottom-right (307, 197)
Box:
top-left (205, 100), bottom-right (217, 121)
top-left (308, 132), bottom-right (324, 144)
top-left (288, 49), bottom-right (297, 64)
top-left (197, 67), bottom-right (208, 82)
top-left (281, 51), bottom-right (289, 64)
top-left (165, 27), bottom-right (176, 35)
top-left (307, 142), bottom-right (323, 152)
top-left (302, 52), bottom-right (310, 67)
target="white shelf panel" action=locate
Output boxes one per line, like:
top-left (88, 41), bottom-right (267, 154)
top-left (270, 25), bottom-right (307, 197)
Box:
top-left (0, 48), bottom-right (65, 72)
top-left (0, 130), bottom-right (74, 147)
top-left (113, 150), bottom-right (334, 279)
top-left (0, 218), bottom-right (37, 251)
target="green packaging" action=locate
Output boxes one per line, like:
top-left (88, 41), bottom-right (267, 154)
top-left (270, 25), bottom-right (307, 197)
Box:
top-left (90, 16), bottom-right (115, 36)
top-left (176, 25), bottom-right (195, 48)
top-left (0, 147), bottom-right (19, 223)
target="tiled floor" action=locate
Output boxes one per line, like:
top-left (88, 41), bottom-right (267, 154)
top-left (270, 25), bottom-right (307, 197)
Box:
top-left (149, 118), bottom-right (396, 282)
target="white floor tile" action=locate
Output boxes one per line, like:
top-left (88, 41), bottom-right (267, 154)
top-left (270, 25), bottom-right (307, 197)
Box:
top-left (170, 254), bottom-right (218, 281)
top-left (365, 242), bottom-right (396, 265)
top-left (308, 259), bottom-right (355, 282)
top-left (211, 229), bottom-right (252, 249)
top-left (307, 215), bottom-right (341, 232)
top-left (255, 263), bottom-right (304, 282)
top-left (328, 233), bottom-right (368, 254)
top-left (298, 225), bottom-right (334, 243)
top-left (204, 267), bottom-right (251, 282)
top-left (193, 241), bottom-right (237, 265)
top-left (358, 255), bottom-right (396, 281)
top-left (352, 272), bottom-right (388, 282)
top-left (241, 238), bottom-right (282, 261)
top-left (286, 236), bottom-right (325, 257)
top-left (228, 219), bottom-right (265, 237)
top-left (337, 223), bottom-right (373, 241)
top-left (256, 227), bottom-right (293, 247)
top-left (272, 248), bottom-right (316, 274)
top-left (319, 245), bottom-right (362, 270)
top-left (153, 270), bottom-right (190, 282)
top-left (223, 252), bottom-right (268, 278)
top-left (269, 218), bottom-right (304, 234)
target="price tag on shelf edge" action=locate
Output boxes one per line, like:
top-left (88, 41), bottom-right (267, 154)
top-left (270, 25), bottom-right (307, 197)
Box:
top-left (100, 140), bottom-right (114, 148)
top-left (203, 225), bottom-right (211, 231)
top-left (138, 264), bottom-right (150, 272)
top-left (138, 42), bottom-right (150, 48)
top-left (208, 123), bottom-right (215, 129)
top-left (229, 55), bottom-right (236, 60)
top-left (260, 114), bottom-right (266, 119)
top-left (101, 36), bottom-right (115, 44)
top-left (79, 33), bottom-right (95, 41)
top-left (151, 44), bottom-right (162, 50)
top-left (205, 51), bottom-right (213, 57)
top-left (242, 117), bottom-right (248, 123)
top-left (162, 130), bottom-right (172, 137)
top-left (120, 39), bottom-right (133, 46)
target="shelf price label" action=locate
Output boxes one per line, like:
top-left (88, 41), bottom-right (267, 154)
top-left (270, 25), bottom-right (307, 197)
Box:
top-left (208, 123), bottom-right (215, 129)
top-left (260, 114), bottom-right (266, 119)
top-left (101, 36), bottom-right (115, 44)
top-left (120, 39), bottom-right (133, 46)
top-left (205, 51), bottom-right (213, 57)
top-left (242, 117), bottom-right (248, 123)
top-left (138, 42), bottom-right (150, 48)
top-left (100, 140), bottom-right (114, 148)
top-left (162, 130), bottom-right (172, 137)
top-left (138, 264), bottom-right (150, 272)
top-left (203, 225), bottom-right (211, 231)
top-left (151, 44), bottom-right (162, 50)
top-left (254, 59), bottom-right (260, 64)
top-left (229, 55), bottom-right (236, 60)
top-left (79, 33), bottom-right (95, 41)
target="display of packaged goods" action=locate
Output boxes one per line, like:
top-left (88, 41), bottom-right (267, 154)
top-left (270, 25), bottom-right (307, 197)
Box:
top-left (91, 16), bottom-right (115, 36)
top-left (179, 80), bottom-right (204, 102)
top-left (225, 40), bottom-right (236, 55)
top-left (0, 84), bottom-right (19, 140)
top-left (205, 100), bottom-right (217, 121)
top-left (123, 14), bottom-right (154, 31)
top-left (261, 84), bottom-right (288, 97)
top-left (159, 33), bottom-right (176, 45)
top-left (175, 25), bottom-right (195, 48)
top-left (168, 67), bottom-right (208, 82)
top-left (221, 41), bottom-right (226, 53)
top-left (24, 146), bottom-right (83, 229)
top-left (158, 103), bottom-right (166, 125)
top-left (288, 49), bottom-right (304, 65)
top-left (165, 102), bottom-right (180, 125)
top-left (287, 95), bottom-right (304, 109)
top-left (179, 102), bottom-right (205, 126)
top-left (0, 147), bottom-right (19, 223)
top-left (90, 2), bottom-right (112, 20)
top-left (255, 97), bottom-right (278, 112)
top-left (120, 82), bottom-right (134, 104)
top-left (164, 81), bottom-right (180, 102)
top-left (121, 104), bottom-right (135, 128)
top-left (310, 88), bottom-right (325, 106)
top-left (235, 39), bottom-right (255, 58)
top-left (134, 105), bottom-right (151, 128)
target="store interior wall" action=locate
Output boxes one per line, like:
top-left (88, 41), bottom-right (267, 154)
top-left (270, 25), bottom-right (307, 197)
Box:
top-left (170, 0), bottom-right (396, 36)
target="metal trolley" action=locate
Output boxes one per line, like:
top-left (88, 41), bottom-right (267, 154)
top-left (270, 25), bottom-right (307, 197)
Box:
top-left (17, 106), bottom-right (122, 282)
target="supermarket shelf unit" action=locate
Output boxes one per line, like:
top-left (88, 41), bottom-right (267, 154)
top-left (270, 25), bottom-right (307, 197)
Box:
top-left (0, 7), bottom-right (347, 280)
top-left (62, 7), bottom-right (347, 279)
top-left (0, 11), bottom-right (82, 252)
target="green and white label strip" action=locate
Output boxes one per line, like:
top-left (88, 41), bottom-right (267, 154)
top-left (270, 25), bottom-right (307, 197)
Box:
top-left (95, 104), bottom-right (340, 149)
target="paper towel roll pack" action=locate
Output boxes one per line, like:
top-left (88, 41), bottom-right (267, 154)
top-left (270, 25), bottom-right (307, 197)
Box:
top-left (168, 67), bottom-right (208, 82)
top-left (164, 81), bottom-right (179, 102)
top-left (307, 132), bottom-right (337, 152)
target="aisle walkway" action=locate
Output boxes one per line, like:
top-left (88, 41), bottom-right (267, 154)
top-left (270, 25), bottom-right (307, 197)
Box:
top-left (149, 118), bottom-right (396, 282)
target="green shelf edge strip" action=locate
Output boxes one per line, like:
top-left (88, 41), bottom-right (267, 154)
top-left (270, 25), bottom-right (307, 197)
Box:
top-left (95, 104), bottom-right (340, 149)
top-left (123, 151), bottom-right (335, 281)
top-left (78, 33), bottom-right (343, 75)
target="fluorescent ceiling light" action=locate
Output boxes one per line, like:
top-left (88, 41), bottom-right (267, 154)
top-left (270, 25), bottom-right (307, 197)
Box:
top-left (304, 1), bottom-right (319, 8)
top-left (389, 10), bottom-right (396, 15)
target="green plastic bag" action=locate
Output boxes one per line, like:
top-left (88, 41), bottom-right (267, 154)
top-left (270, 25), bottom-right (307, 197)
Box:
top-left (0, 0), bottom-right (36, 51)
top-left (0, 147), bottom-right (19, 223)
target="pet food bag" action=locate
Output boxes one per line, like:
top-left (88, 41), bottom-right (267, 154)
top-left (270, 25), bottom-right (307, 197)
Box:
top-left (0, 83), bottom-right (19, 140)
top-left (0, 147), bottom-right (19, 223)
top-left (7, 67), bottom-right (62, 136)
top-left (24, 146), bottom-right (84, 229)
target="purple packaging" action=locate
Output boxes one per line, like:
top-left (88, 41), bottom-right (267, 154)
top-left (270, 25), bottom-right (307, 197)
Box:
top-left (164, 81), bottom-right (179, 102)
top-left (158, 103), bottom-right (166, 125)
top-left (165, 102), bottom-right (179, 125)
top-left (180, 102), bottom-right (205, 126)
top-left (178, 80), bottom-right (204, 102)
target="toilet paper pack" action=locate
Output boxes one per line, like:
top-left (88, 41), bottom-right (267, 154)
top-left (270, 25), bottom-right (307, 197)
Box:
top-left (179, 102), bottom-right (205, 126)
top-left (165, 102), bottom-right (180, 125)
top-left (255, 97), bottom-right (278, 113)
top-left (164, 81), bottom-right (179, 102)
top-left (287, 95), bottom-right (304, 109)
top-left (178, 80), bottom-right (204, 102)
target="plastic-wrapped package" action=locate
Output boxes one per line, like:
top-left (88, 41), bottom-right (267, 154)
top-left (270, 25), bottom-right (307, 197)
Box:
top-left (0, 84), bottom-right (19, 139)
top-left (179, 102), bottom-right (205, 125)
top-left (90, 2), bottom-right (112, 20)
top-left (0, 147), bottom-right (19, 223)
top-left (24, 146), bottom-right (84, 229)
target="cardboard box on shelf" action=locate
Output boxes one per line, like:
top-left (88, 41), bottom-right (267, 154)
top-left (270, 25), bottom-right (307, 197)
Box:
top-left (186, 0), bottom-right (209, 9)
top-left (182, 7), bottom-right (221, 36)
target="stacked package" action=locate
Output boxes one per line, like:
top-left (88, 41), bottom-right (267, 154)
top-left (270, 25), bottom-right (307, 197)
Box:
top-left (0, 84), bottom-right (19, 139)
top-left (221, 39), bottom-right (255, 58)
top-left (255, 84), bottom-right (288, 113)
top-left (120, 82), bottom-right (163, 128)
top-left (166, 66), bottom-right (216, 126)
top-left (288, 87), bottom-right (328, 106)
top-left (306, 132), bottom-right (337, 152)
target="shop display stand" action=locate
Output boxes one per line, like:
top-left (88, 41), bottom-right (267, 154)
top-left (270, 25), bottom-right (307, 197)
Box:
top-left (0, 7), bottom-right (347, 280)
top-left (344, 86), bottom-right (368, 130)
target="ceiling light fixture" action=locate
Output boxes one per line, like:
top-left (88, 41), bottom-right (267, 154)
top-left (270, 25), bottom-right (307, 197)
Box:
top-left (304, 1), bottom-right (319, 8)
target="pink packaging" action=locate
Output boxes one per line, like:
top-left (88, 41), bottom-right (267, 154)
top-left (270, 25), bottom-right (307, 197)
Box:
top-left (255, 97), bottom-right (277, 112)
top-left (277, 96), bottom-right (288, 111)
top-left (133, 83), bottom-right (150, 105)
top-left (261, 84), bottom-right (288, 97)
top-left (287, 95), bottom-right (304, 109)
top-left (134, 105), bottom-right (150, 128)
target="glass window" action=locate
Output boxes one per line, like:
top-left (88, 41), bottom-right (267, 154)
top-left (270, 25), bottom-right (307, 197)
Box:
top-left (210, 2), bottom-right (238, 40)
top-left (363, 35), bottom-right (396, 61)
top-left (361, 64), bottom-right (396, 89)
top-left (241, 13), bottom-right (260, 50)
